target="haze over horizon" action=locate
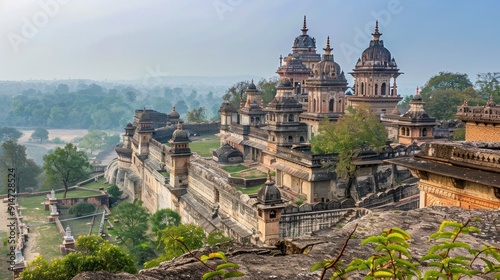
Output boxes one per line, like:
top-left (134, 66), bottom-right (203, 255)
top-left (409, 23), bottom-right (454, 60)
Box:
top-left (1, 0), bottom-right (499, 95)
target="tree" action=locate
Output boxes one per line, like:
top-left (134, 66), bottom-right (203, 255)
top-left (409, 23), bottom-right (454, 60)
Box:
top-left (151, 208), bottom-right (181, 237)
top-left (311, 105), bottom-right (387, 179)
top-left (420, 72), bottom-right (473, 102)
top-left (43, 143), bottom-right (91, 198)
top-left (31, 127), bottom-right (49, 143)
top-left (0, 140), bottom-right (42, 193)
top-left (425, 87), bottom-right (483, 120)
top-left (174, 100), bottom-right (189, 116)
top-left (187, 107), bottom-right (207, 122)
top-left (223, 80), bottom-right (250, 109)
top-left (20, 235), bottom-right (137, 280)
top-left (475, 72), bottom-right (500, 100)
top-left (79, 130), bottom-right (107, 155)
top-left (258, 77), bottom-right (279, 106)
top-left (113, 201), bottom-right (150, 248)
top-left (144, 224), bottom-right (206, 268)
top-left (107, 184), bottom-right (123, 205)
top-left (0, 126), bottom-right (22, 142)
top-left (68, 202), bottom-right (96, 217)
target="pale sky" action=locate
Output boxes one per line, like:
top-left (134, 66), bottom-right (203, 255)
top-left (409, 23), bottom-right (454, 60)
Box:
top-left (0, 0), bottom-right (499, 94)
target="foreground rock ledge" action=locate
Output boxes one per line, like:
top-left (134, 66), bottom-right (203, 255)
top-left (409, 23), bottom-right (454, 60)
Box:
top-left (73, 206), bottom-right (500, 280)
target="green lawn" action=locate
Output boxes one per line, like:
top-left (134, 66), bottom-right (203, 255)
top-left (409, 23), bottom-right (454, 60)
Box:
top-left (55, 188), bottom-right (102, 198)
top-left (189, 140), bottom-right (220, 157)
top-left (59, 207), bottom-right (103, 237)
top-left (235, 183), bottom-right (264, 195)
top-left (80, 177), bottom-right (109, 190)
top-left (230, 169), bottom-right (266, 179)
top-left (221, 165), bottom-right (247, 173)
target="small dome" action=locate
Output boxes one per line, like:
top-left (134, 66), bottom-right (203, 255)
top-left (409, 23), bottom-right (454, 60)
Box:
top-left (247, 80), bottom-right (257, 91)
top-left (218, 100), bottom-right (236, 113)
top-left (171, 122), bottom-right (189, 142)
top-left (257, 172), bottom-right (282, 205)
top-left (139, 109), bottom-right (152, 123)
top-left (169, 107), bottom-right (180, 118)
top-left (125, 122), bottom-right (133, 127)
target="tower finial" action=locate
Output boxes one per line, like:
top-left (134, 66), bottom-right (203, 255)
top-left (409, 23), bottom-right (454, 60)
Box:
top-left (415, 86), bottom-right (420, 96)
top-left (323, 36), bottom-right (332, 55)
top-left (301, 15), bottom-right (308, 34)
top-left (177, 121), bottom-right (182, 130)
top-left (372, 20), bottom-right (382, 40)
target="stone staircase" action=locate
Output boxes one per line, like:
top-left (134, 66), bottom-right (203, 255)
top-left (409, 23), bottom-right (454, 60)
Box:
top-left (333, 209), bottom-right (357, 228)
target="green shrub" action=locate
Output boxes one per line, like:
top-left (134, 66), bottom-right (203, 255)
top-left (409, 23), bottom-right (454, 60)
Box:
top-left (68, 202), bottom-right (96, 217)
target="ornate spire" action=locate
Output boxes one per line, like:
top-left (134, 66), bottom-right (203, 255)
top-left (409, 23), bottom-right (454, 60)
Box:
top-left (415, 86), bottom-right (420, 96)
top-left (279, 54), bottom-right (283, 66)
top-left (301, 15), bottom-right (308, 35)
top-left (323, 36), bottom-right (332, 55)
top-left (372, 20), bottom-right (382, 41)
top-left (177, 122), bottom-right (182, 130)
top-left (265, 169), bottom-right (273, 185)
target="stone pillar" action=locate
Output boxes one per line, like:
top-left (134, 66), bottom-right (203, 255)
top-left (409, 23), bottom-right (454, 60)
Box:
top-left (12, 250), bottom-right (26, 278)
top-left (49, 204), bottom-right (59, 222)
top-left (61, 226), bottom-right (75, 255)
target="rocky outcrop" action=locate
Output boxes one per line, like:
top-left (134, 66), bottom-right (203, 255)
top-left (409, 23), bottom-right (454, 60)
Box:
top-left (73, 207), bottom-right (500, 280)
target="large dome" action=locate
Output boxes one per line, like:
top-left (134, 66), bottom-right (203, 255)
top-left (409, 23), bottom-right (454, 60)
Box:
top-left (257, 172), bottom-right (282, 205)
top-left (292, 16), bottom-right (316, 52)
top-left (357, 22), bottom-right (397, 68)
top-left (311, 37), bottom-right (346, 83)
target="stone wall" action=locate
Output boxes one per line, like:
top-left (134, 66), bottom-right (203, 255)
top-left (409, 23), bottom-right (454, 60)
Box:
top-left (280, 208), bottom-right (369, 238)
top-left (465, 122), bottom-right (500, 141)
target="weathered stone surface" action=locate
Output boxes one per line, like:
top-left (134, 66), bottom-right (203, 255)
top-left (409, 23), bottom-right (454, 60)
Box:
top-left (72, 207), bottom-right (500, 280)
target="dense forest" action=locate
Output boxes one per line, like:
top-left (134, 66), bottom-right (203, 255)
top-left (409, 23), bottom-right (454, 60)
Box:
top-left (0, 77), bottom-right (279, 130)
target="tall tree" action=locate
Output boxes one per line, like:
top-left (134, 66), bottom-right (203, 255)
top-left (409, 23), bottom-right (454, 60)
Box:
top-left (420, 72), bottom-right (473, 102)
top-left (0, 140), bottom-right (42, 193)
top-left (113, 201), bottom-right (150, 248)
top-left (79, 130), bottom-right (107, 155)
top-left (43, 143), bottom-right (90, 198)
top-left (311, 105), bottom-right (387, 179)
top-left (222, 80), bottom-right (250, 109)
top-left (475, 72), bottom-right (500, 100)
top-left (186, 107), bottom-right (207, 122)
top-left (151, 208), bottom-right (181, 237)
top-left (31, 127), bottom-right (49, 143)
top-left (258, 77), bottom-right (279, 106)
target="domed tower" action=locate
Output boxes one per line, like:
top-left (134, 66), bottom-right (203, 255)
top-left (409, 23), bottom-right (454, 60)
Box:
top-left (397, 87), bottom-right (438, 145)
top-left (240, 80), bottom-right (266, 127)
top-left (218, 100), bottom-right (237, 133)
top-left (279, 16), bottom-right (321, 94)
top-left (256, 171), bottom-right (286, 244)
top-left (136, 109), bottom-right (154, 156)
top-left (347, 21), bottom-right (402, 117)
top-left (301, 37), bottom-right (349, 138)
top-left (168, 122), bottom-right (192, 188)
top-left (265, 79), bottom-right (308, 152)
top-left (168, 106), bottom-right (180, 125)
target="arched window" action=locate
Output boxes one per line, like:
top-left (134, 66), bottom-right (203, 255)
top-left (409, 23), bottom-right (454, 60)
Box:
top-left (422, 128), bottom-right (427, 136)
top-left (288, 136), bottom-right (293, 143)
top-left (313, 98), bottom-right (317, 112)
top-left (288, 114), bottom-right (294, 122)
top-left (361, 83), bottom-right (365, 95)
top-left (375, 84), bottom-right (378, 95)
top-left (250, 117), bottom-right (254, 123)
top-left (270, 210), bottom-right (276, 219)
top-left (381, 83), bottom-right (387, 95)
top-left (400, 127), bottom-right (405, 135)
top-left (406, 127), bottom-right (410, 136)
top-left (329, 99), bottom-right (334, 112)
top-left (300, 136), bottom-right (305, 142)
top-left (283, 114), bottom-right (288, 122)
top-left (256, 117), bottom-right (260, 125)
